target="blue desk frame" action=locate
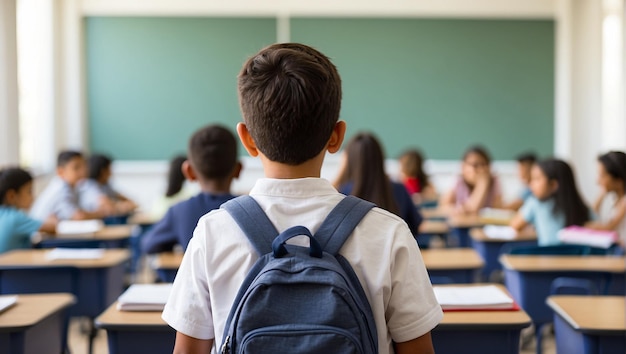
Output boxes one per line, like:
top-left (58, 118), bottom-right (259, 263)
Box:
top-left (501, 255), bottom-right (625, 354)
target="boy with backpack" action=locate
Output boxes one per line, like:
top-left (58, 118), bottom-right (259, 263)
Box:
top-left (162, 43), bottom-right (442, 354)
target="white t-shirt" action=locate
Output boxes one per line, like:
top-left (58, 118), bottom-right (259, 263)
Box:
top-left (162, 178), bottom-right (443, 354)
top-left (598, 192), bottom-right (626, 245)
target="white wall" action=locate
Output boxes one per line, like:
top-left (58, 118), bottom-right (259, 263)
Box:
top-left (0, 0), bottom-right (19, 166)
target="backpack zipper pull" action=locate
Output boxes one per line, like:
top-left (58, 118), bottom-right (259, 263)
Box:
top-left (220, 335), bottom-right (230, 354)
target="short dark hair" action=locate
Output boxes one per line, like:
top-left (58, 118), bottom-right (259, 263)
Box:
top-left (188, 125), bottom-right (238, 181)
top-left (516, 152), bottom-right (537, 164)
top-left (57, 150), bottom-right (83, 167)
top-left (88, 154), bottom-right (112, 180)
top-left (598, 151), bottom-right (626, 191)
top-left (0, 167), bottom-right (33, 205)
top-left (238, 43), bottom-right (342, 165)
top-left (463, 145), bottom-right (491, 165)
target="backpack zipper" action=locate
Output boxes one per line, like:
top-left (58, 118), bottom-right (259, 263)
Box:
top-left (220, 335), bottom-right (230, 354)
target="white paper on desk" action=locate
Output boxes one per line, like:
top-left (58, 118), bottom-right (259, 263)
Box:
top-left (117, 283), bottom-right (173, 311)
top-left (46, 248), bottom-right (105, 260)
top-left (0, 295), bottom-right (17, 314)
top-left (433, 285), bottom-right (514, 310)
top-left (56, 220), bottom-right (104, 235)
top-left (483, 225), bottom-right (517, 240)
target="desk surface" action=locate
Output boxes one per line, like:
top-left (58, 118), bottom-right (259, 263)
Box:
top-left (436, 284), bottom-right (531, 328)
top-left (470, 227), bottom-right (537, 242)
top-left (499, 254), bottom-right (626, 273)
top-left (96, 301), bottom-right (167, 329)
top-left (447, 214), bottom-right (484, 228)
top-left (421, 248), bottom-right (484, 270)
top-left (152, 252), bottom-right (183, 270)
top-left (419, 221), bottom-right (449, 235)
top-left (547, 296), bottom-right (626, 333)
top-left (0, 249), bottom-right (131, 268)
top-left (421, 208), bottom-right (450, 220)
top-left (0, 293), bottom-right (75, 331)
top-left (51, 225), bottom-right (135, 241)
top-left (128, 213), bottom-right (159, 226)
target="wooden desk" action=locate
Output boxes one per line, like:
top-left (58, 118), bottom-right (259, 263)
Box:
top-left (470, 227), bottom-right (537, 280)
top-left (547, 296), bottom-right (625, 354)
top-left (421, 208), bottom-right (450, 221)
top-left (432, 284), bottom-right (531, 354)
top-left (422, 248), bottom-right (484, 283)
top-left (95, 301), bottom-right (175, 354)
top-left (419, 221), bottom-right (449, 235)
top-left (37, 225), bottom-right (135, 249)
top-left (500, 254), bottom-right (626, 354)
top-left (151, 253), bottom-right (183, 282)
top-left (0, 293), bottom-right (75, 354)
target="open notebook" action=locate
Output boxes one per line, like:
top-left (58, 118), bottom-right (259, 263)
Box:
top-left (117, 283), bottom-right (173, 311)
top-left (434, 285), bottom-right (517, 311)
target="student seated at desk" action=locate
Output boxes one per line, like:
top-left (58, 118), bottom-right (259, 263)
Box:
top-left (80, 154), bottom-right (137, 216)
top-left (0, 168), bottom-right (56, 253)
top-left (30, 150), bottom-right (109, 221)
top-left (398, 148), bottom-right (437, 204)
top-left (141, 125), bottom-right (241, 254)
top-left (586, 151), bottom-right (626, 246)
top-left (440, 145), bottom-right (503, 214)
top-left (510, 158), bottom-right (592, 246)
top-left (334, 132), bottom-right (423, 237)
top-left (505, 152), bottom-right (537, 211)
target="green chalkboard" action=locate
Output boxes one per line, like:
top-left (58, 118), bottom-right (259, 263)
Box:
top-left (291, 18), bottom-right (555, 160)
top-left (86, 17), bottom-right (554, 160)
top-left (86, 17), bottom-right (277, 160)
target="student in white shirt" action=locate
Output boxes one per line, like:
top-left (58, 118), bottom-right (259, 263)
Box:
top-left (162, 43), bottom-right (442, 354)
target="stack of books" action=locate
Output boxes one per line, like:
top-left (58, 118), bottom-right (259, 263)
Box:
top-left (116, 283), bottom-right (173, 311)
top-left (558, 226), bottom-right (617, 249)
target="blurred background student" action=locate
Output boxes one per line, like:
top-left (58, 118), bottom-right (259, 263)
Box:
top-left (0, 167), bottom-right (57, 253)
top-left (440, 145), bottom-right (503, 214)
top-left (505, 152), bottom-right (537, 211)
top-left (80, 153), bottom-right (138, 217)
top-left (334, 132), bottom-right (423, 238)
top-left (141, 125), bottom-right (241, 254)
top-left (398, 148), bottom-right (437, 206)
top-left (586, 151), bottom-right (626, 246)
top-left (510, 158), bottom-right (591, 246)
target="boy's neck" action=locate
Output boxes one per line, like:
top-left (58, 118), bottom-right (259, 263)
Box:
top-left (260, 154), bottom-right (324, 179)
top-left (198, 178), bottom-right (233, 195)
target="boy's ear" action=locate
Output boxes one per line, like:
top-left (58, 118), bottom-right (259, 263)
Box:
top-left (3, 189), bottom-right (16, 205)
top-left (231, 161), bottom-right (242, 179)
top-left (56, 166), bottom-right (64, 177)
top-left (236, 123), bottom-right (259, 157)
top-left (326, 121), bottom-right (347, 154)
top-left (181, 160), bottom-right (197, 181)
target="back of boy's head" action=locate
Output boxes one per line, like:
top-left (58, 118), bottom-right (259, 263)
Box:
top-left (516, 152), bottom-right (537, 165)
top-left (88, 154), bottom-right (112, 180)
top-left (598, 151), bottom-right (626, 190)
top-left (188, 125), bottom-right (238, 181)
top-left (57, 150), bottom-right (83, 168)
top-left (463, 145), bottom-right (491, 164)
top-left (0, 167), bottom-right (33, 205)
top-left (238, 43), bottom-right (342, 165)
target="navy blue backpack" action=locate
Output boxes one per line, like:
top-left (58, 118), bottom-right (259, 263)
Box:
top-left (219, 195), bottom-right (378, 354)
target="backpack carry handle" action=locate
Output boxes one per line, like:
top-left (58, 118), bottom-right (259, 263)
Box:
top-left (272, 226), bottom-right (323, 258)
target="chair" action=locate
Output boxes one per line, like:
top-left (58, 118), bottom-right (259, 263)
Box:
top-left (550, 277), bottom-right (599, 296)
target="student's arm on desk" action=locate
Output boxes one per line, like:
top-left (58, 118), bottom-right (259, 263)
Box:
top-left (173, 332), bottom-right (212, 354)
top-left (39, 215), bottom-right (57, 234)
top-left (510, 212), bottom-right (528, 232)
top-left (586, 196), bottom-right (626, 231)
top-left (395, 332), bottom-right (436, 354)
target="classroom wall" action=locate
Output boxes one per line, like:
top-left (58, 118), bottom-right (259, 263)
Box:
top-left (0, 0), bottom-right (19, 165)
top-left (3, 0), bottom-right (625, 206)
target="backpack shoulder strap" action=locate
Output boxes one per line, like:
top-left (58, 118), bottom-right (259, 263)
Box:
top-left (221, 195), bottom-right (278, 256)
top-left (315, 195), bottom-right (376, 255)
